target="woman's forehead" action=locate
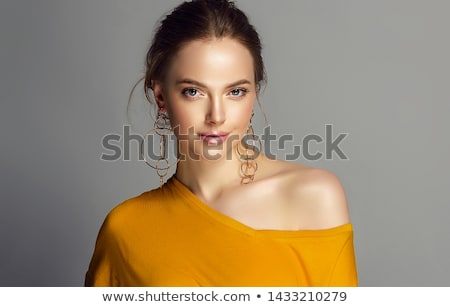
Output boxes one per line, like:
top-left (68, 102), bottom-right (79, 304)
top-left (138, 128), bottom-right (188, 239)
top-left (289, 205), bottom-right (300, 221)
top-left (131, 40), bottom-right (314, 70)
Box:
top-left (166, 38), bottom-right (256, 87)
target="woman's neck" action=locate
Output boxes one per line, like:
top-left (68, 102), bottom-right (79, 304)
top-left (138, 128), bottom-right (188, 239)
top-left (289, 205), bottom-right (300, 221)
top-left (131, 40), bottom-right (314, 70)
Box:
top-left (174, 156), bottom-right (244, 203)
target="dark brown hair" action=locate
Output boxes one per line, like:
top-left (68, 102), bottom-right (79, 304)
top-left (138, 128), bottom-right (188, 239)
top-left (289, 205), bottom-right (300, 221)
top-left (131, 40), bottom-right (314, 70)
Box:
top-left (143, 0), bottom-right (266, 103)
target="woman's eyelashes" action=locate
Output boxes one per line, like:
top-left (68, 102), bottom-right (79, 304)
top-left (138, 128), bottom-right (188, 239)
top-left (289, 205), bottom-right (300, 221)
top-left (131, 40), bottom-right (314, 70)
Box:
top-left (181, 88), bottom-right (203, 99)
top-left (228, 88), bottom-right (249, 98)
top-left (181, 88), bottom-right (249, 100)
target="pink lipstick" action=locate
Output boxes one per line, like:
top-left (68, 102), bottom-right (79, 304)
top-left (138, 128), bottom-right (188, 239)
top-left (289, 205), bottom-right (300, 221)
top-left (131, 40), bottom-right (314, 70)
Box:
top-left (198, 132), bottom-right (229, 145)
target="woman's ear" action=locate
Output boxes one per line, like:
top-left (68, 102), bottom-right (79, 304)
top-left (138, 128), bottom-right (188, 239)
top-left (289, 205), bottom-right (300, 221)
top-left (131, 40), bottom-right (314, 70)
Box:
top-left (151, 80), bottom-right (167, 111)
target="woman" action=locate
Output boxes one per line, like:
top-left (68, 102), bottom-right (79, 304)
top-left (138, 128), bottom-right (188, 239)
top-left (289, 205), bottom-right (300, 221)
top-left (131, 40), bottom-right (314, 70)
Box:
top-left (85, 0), bottom-right (357, 286)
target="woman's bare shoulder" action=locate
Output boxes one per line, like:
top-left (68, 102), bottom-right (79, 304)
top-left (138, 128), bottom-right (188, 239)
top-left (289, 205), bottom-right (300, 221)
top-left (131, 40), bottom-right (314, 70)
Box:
top-left (260, 157), bottom-right (351, 229)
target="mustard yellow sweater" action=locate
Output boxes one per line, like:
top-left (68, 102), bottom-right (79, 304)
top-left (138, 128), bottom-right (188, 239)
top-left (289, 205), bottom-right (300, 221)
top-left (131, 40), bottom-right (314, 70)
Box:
top-left (85, 176), bottom-right (358, 286)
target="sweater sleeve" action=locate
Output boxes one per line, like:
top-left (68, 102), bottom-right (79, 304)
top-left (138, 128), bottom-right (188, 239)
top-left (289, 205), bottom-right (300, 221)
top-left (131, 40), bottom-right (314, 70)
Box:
top-left (84, 214), bottom-right (120, 287)
top-left (327, 232), bottom-right (358, 286)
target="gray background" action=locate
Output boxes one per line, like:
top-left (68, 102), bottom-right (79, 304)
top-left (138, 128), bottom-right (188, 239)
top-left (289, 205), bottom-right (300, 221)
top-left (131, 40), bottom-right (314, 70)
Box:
top-left (1, 0), bottom-right (449, 286)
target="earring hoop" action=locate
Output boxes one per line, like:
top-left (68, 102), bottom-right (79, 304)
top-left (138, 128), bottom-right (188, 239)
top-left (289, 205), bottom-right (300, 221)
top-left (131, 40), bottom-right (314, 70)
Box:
top-left (237, 112), bottom-right (261, 184)
top-left (140, 110), bottom-right (179, 187)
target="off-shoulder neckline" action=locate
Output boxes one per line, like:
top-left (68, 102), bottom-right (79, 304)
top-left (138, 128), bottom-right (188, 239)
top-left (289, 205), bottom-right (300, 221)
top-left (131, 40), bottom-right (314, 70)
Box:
top-left (165, 176), bottom-right (353, 238)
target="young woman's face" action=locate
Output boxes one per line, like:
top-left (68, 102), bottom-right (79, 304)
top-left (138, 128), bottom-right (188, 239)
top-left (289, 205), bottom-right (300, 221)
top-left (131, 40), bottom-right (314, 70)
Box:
top-left (153, 38), bottom-right (257, 161)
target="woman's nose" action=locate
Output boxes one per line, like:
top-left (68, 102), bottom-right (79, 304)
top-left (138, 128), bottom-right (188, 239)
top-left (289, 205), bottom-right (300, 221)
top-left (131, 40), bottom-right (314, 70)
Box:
top-left (205, 96), bottom-right (225, 125)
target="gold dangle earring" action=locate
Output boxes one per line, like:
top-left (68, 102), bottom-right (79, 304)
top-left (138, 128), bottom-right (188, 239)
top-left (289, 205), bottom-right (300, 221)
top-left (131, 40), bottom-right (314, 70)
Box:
top-left (237, 111), bottom-right (261, 184)
top-left (140, 109), bottom-right (178, 187)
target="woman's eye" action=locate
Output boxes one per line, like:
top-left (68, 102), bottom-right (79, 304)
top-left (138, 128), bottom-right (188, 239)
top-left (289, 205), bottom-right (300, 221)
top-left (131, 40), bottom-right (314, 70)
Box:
top-left (230, 88), bottom-right (248, 97)
top-left (182, 88), bottom-right (199, 97)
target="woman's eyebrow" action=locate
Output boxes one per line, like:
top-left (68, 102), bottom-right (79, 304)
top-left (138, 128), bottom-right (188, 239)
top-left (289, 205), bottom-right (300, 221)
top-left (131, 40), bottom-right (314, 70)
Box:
top-left (175, 79), bottom-right (252, 88)
top-left (176, 79), bottom-right (206, 88)
top-left (227, 79), bottom-right (252, 88)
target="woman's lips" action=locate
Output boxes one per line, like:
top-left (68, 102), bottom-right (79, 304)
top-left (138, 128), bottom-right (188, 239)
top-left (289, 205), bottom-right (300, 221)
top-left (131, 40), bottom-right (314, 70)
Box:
top-left (198, 132), bottom-right (229, 145)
